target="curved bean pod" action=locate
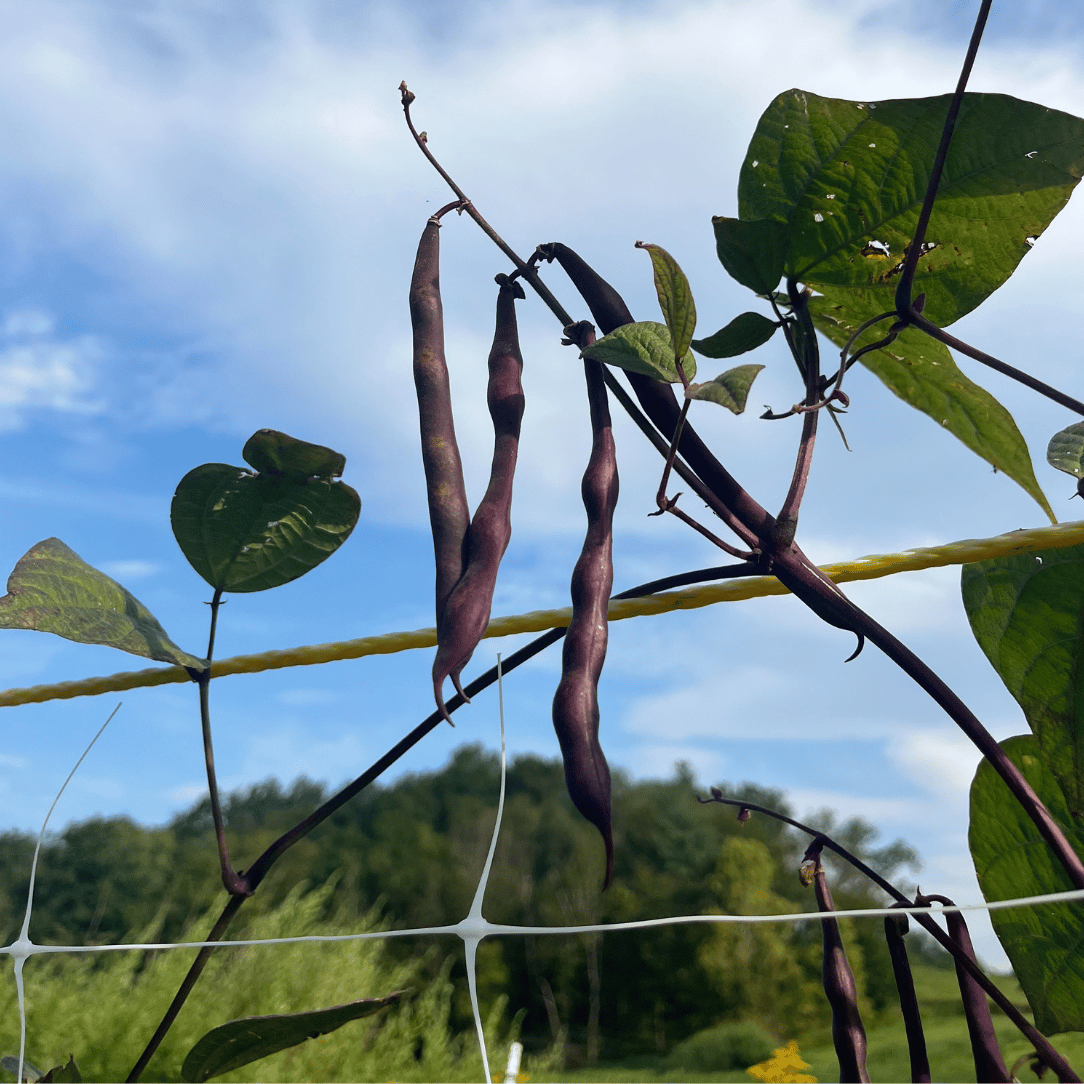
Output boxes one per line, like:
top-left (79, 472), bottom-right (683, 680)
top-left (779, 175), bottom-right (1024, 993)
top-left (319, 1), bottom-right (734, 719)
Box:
top-left (813, 864), bottom-right (870, 1083)
top-left (552, 343), bottom-right (619, 888)
top-left (411, 213), bottom-right (470, 634)
top-left (433, 278), bottom-right (527, 721)
top-left (917, 893), bottom-right (1009, 1082)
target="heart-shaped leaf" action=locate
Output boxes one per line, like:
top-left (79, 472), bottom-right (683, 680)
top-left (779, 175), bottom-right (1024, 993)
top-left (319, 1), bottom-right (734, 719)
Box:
top-left (0, 538), bottom-right (203, 668)
top-left (171, 431), bottom-right (361, 594)
top-left (580, 321), bottom-right (696, 384)
top-left (686, 364), bottom-right (765, 414)
top-left (181, 993), bottom-right (403, 1082)
top-left (739, 89), bottom-right (1084, 327)
top-left (970, 734), bottom-right (1084, 1034)
top-left (635, 242), bottom-right (697, 365)
top-left (692, 312), bottom-right (778, 359)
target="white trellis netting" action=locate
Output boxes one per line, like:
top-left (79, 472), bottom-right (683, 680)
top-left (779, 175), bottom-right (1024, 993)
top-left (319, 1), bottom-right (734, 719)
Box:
top-left (4, 661), bottom-right (1084, 1084)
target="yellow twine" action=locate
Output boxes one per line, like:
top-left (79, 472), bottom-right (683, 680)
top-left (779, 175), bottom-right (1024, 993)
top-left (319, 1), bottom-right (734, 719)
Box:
top-left (3, 520), bottom-right (1082, 708)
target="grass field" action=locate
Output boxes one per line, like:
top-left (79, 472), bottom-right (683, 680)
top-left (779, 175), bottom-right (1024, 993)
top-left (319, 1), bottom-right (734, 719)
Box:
top-left (529, 968), bottom-right (1084, 1084)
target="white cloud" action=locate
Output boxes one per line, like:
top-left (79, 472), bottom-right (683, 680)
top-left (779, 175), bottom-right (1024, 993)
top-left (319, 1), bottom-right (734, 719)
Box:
top-left (0, 311), bottom-right (101, 431)
top-left (99, 559), bottom-right (161, 581)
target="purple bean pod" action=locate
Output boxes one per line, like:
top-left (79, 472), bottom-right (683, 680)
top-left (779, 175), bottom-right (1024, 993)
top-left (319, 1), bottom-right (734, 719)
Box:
top-left (884, 909), bottom-right (931, 1083)
top-left (432, 278), bottom-right (527, 721)
top-left (812, 859), bottom-right (870, 1083)
top-left (410, 214), bottom-right (470, 643)
top-left (552, 340), bottom-right (618, 888)
top-left (917, 892), bottom-right (1009, 1082)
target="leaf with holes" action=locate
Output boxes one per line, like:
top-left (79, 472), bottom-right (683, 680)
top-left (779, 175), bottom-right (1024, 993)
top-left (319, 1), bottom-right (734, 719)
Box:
top-left (962, 542), bottom-right (1084, 812)
top-left (581, 321), bottom-right (696, 384)
top-left (1047, 421), bottom-right (1084, 483)
top-left (711, 216), bottom-right (789, 295)
top-left (692, 312), bottom-right (778, 359)
top-left (0, 538), bottom-right (204, 668)
top-left (969, 734), bottom-right (1084, 1034)
top-left (635, 242), bottom-right (697, 363)
top-left (686, 364), bottom-right (765, 414)
top-left (812, 289), bottom-right (1054, 523)
top-left (181, 993), bottom-right (404, 1082)
top-left (171, 432), bottom-right (361, 594)
top-left (739, 89), bottom-right (1084, 326)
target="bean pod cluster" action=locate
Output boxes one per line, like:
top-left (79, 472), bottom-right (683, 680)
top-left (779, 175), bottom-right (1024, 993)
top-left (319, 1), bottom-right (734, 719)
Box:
top-left (431, 277), bottom-right (527, 719)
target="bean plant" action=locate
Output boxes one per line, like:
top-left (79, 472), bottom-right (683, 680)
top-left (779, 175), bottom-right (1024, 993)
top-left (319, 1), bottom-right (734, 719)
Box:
top-left (3, 0), bottom-right (1084, 1080)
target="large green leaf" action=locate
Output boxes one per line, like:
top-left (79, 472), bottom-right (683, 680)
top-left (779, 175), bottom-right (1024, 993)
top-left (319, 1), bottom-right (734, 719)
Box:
top-left (0, 538), bottom-right (203, 669)
top-left (171, 431), bottom-right (361, 594)
top-left (812, 290), bottom-right (1054, 522)
top-left (581, 321), bottom-right (696, 384)
top-left (962, 543), bottom-right (1084, 812)
top-left (738, 90), bottom-right (1084, 326)
top-left (970, 734), bottom-right (1084, 1034)
top-left (181, 993), bottom-right (403, 1082)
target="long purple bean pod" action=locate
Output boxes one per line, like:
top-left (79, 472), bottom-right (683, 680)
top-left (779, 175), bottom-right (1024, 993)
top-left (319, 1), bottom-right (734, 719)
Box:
top-left (432, 277), bottom-right (527, 720)
top-left (410, 208), bottom-right (471, 646)
top-left (552, 325), bottom-right (619, 888)
top-left (884, 909), bottom-right (931, 1083)
top-left (810, 850), bottom-right (870, 1083)
top-left (917, 892), bottom-right (1009, 1082)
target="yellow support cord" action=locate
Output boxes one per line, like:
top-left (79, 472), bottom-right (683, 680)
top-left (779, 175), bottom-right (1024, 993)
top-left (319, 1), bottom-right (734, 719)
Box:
top-left (3, 519), bottom-right (1083, 708)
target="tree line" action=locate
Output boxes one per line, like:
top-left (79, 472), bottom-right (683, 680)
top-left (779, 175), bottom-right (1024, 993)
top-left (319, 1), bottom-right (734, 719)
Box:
top-left (0, 746), bottom-right (944, 1064)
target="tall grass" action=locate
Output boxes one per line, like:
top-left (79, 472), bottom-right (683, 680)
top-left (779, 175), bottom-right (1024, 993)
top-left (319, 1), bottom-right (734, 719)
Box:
top-left (1, 878), bottom-right (526, 1083)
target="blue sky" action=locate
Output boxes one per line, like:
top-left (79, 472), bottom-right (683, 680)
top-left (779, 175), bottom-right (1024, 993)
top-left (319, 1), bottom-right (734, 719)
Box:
top-left (2, 0), bottom-right (1084, 968)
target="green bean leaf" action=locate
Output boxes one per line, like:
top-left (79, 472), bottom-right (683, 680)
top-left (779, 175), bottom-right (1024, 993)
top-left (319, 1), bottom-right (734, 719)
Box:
top-left (635, 242), bottom-right (697, 363)
top-left (2, 1056), bottom-right (44, 1082)
top-left (969, 734), bottom-right (1084, 1034)
top-left (812, 289), bottom-right (1055, 523)
top-left (0, 538), bottom-right (204, 668)
top-left (181, 993), bottom-right (404, 1082)
top-left (242, 429), bottom-right (346, 481)
top-left (686, 364), bottom-right (765, 414)
top-left (711, 217), bottom-right (789, 295)
top-left (171, 432), bottom-right (361, 594)
top-left (1047, 421), bottom-right (1084, 480)
top-left (692, 312), bottom-right (778, 358)
top-left (962, 542), bottom-right (1084, 813)
top-left (739, 89), bottom-right (1084, 326)
top-left (581, 321), bottom-right (696, 384)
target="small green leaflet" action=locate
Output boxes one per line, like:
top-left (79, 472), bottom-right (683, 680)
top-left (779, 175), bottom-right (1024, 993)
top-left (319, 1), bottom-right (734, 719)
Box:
top-left (692, 312), bottom-right (778, 359)
top-left (1047, 420), bottom-right (1084, 481)
top-left (581, 321), bottom-right (696, 384)
top-left (0, 538), bottom-right (204, 669)
top-left (171, 430), bottom-right (361, 594)
top-left (970, 735), bottom-right (1084, 1034)
top-left (181, 993), bottom-right (404, 1082)
top-left (242, 429), bottom-right (346, 481)
top-left (635, 242), bottom-right (697, 363)
top-left (686, 364), bottom-right (765, 414)
top-left (711, 217), bottom-right (789, 295)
